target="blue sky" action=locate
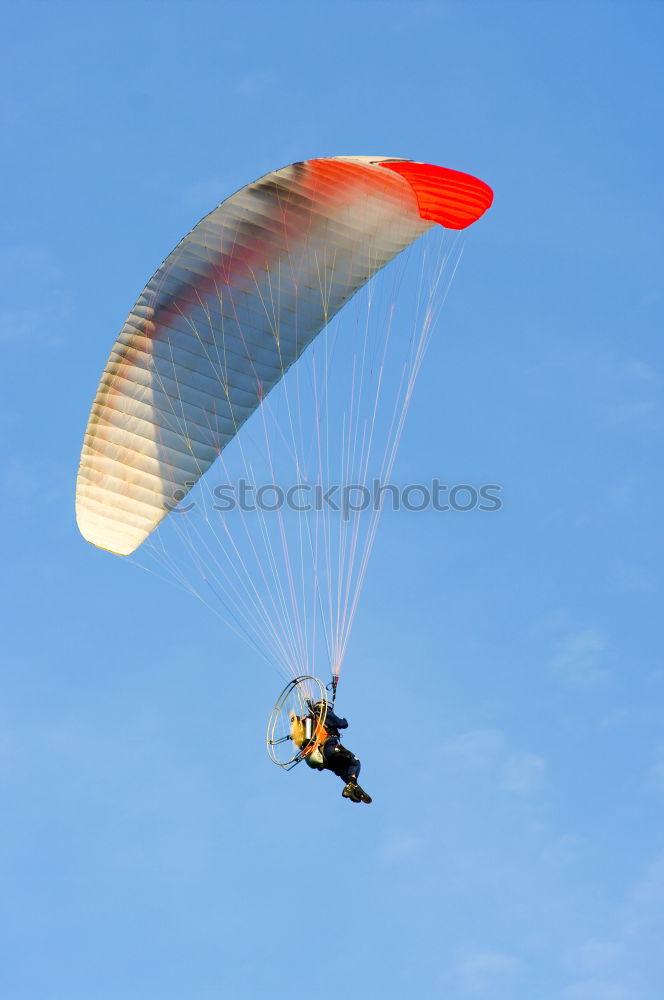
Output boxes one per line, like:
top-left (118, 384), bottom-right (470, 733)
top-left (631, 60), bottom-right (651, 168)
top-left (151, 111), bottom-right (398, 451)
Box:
top-left (2, 2), bottom-right (663, 998)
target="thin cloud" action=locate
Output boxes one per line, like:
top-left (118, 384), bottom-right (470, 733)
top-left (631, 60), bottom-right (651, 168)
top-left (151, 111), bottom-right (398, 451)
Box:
top-left (632, 848), bottom-right (664, 908)
top-left (563, 976), bottom-right (646, 1000)
top-left (640, 737), bottom-right (664, 792)
top-left (379, 829), bottom-right (424, 862)
top-left (442, 729), bottom-right (547, 796)
top-left (235, 70), bottom-right (272, 97)
top-left (560, 850), bottom-right (664, 997)
top-left (602, 399), bottom-right (658, 428)
top-left (562, 936), bottom-right (647, 999)
top-left (442, 727), bottom-right (505, 768)
top-left (562, 938), bottom-right (650, 1000)
top-left (625, 359), bottom-right (657, 382)
top-left (550, 628), bottom-right (609, 689)
top-left (499, 752), bottom-right (546, 794)
top-left (449, 947), bottom-right (524, 995)
top-left (563, 938), bottom-right (626, 976)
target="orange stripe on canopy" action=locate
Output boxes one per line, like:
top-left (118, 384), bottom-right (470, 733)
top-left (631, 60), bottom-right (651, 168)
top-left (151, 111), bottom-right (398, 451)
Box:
top-left (378, 160), bottom-right (493, 230)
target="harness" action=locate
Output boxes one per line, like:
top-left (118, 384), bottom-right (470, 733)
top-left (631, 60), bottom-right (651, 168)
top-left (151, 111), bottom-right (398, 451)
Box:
top-left (289, 699), bottom-right (346, 772)
top-left (300, 713), bottom-right (331, 769)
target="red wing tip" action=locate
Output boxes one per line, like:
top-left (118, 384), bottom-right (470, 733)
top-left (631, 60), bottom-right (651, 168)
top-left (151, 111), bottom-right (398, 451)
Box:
top-left (378, 160), bottom-right (493, 229)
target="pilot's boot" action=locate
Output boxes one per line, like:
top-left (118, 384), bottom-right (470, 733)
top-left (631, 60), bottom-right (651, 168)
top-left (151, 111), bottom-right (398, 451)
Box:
top-left (353, 783), bottom-right (372, 804)
top-left (342, 781), bottom-right (371, 803)
top-left (342, 781), bottom-right (362, 802)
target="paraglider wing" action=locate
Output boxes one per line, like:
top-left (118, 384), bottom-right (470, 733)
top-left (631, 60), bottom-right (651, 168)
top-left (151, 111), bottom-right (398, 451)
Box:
top-left (76, 156), bottom-right (492, 556)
